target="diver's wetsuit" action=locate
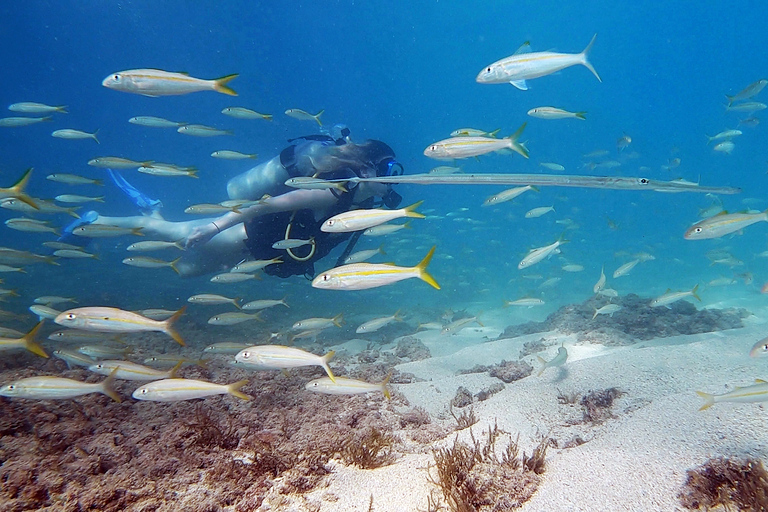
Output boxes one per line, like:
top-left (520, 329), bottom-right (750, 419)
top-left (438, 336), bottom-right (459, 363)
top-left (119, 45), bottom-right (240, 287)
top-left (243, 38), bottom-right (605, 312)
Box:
top-left (243, 134), bottom-right (392, 278)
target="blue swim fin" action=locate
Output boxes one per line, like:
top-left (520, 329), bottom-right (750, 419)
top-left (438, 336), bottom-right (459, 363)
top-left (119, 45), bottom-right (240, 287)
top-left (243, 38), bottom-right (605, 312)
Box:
top-left (58, 210), bottom-right (99, 245)
top-left (107, 169), bottom-right (163, 214)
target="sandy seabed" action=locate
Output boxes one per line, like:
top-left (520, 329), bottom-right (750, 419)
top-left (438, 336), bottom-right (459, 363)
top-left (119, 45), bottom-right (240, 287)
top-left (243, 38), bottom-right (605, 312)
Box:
top-left (305, 305), bottom-right (768, 512)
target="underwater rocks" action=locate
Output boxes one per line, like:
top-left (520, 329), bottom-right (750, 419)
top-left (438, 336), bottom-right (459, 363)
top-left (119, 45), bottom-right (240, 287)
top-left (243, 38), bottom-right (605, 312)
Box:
top-left (498, 293), bottom-right (749, 346)
top-left (679, 457), bottom-right (768, 511)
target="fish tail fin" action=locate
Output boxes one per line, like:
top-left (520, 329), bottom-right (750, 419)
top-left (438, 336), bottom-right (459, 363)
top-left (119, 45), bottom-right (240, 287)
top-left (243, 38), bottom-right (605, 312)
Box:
top-left (488, 128), bottom-right (501, 138)
top-left (42, 116), bottom-right (53, 122)
top-left (23, 321), bottom-right (48, 358)
top-left (173, 239), bottom-right (186, 251)
top-left (227, 379), bottom-right (252, 400)
top-left (580, 33), bottom-right (601, 82)
top-left (92, 129), bottom-right (100, 144)
top-left (378, 244), bottom-right (386, 255)
top-left (168, 360), bottom-right (184, 378)
top-left (405, 200), bottom-right (426, 219)
top-left (415, 246), bottom-right (440, 289)
top-left (263, 114), bottom-right (273, 121)
top-left (8, 168), bottom-right (39, 210)
top-left (537, 356), bottom-right (547, 376)
top-left (253, 311), bottom-right (264, 323)
top-left (381, 372), bottom-right (393, 400)
top-left (101, 368), bottom-right (122, 402)
top-left (56, 106), bottom-right (68, 114)
top-left (691, 284), bottom-right (701, 301)
top-left (333, 313), bottom-right (344, 327)
top-left (233, 297), bottom-right (242, 310)
top-left (506, 122), bottom-right (530, 158)
top-left (592, 309), bottom-right (599, 320)
top-left (132, 227), bottom-right (145, 237)
top-left (393, 309), bottom-right (404, 322)
top-left (214, 74), bottom-right (239, 96)
top-left (725, 94), bottom-right (735, 106)
top-left (314, 109), bottom-right (325, 126)
top-left (163, 306), bottom-right (187, 346)
top-left (67, 209), bottom-right (81, 219)
top-left (169, 257), bottom-right (182, 275)
top-left (322, 350), bottom-right (336, 382)
top-left (576, 111), bottom-right (587, 120)
top-left (696, 391), bottom-right (714, 410)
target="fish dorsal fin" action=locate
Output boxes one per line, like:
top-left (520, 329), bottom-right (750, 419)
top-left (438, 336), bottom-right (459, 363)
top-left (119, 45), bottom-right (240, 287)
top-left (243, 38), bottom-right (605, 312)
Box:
top-left (665, 288), bottom-right (671, 293)
top-left (514, 41), bottom-right (531, 55)
top-left (756, 378), bottom-right (768, 384)
top-left (715, 210), bottom-right (729, 216)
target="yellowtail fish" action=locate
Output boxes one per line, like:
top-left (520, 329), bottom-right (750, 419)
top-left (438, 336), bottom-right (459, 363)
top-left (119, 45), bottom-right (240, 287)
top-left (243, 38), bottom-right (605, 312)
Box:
top-left (525, 206), bottom-right (555, 218)
top-left (697, 379), bottom-right (768, 410)
top-left (89, 360), bottom-right (182, 381)
top-left (77, 344), bottom-right (129, 359)
top-left (127, 240), bottom-right (185, 252)
top-left (210, 272), bottom-right (259, 284)
top-left (0, 264), bottom-right (24, 273)
top-left (30, 305), bottom-right (61, 321)
top-left (1, 197), bottom-right (79, 217)
top-left (612, 259), bottom-right (640, 278)
top-left (0, 322), bottom-right (47, 358)
top-left (0, 168), bottom-right (37, 210)
top-left (187, 294), bottom-right (241, 309)
top-left (128, 116), bottom-right (185, 128)
top-left (47, 173), bottom-right (103, 186)
top-left (55, 194), bottom-right (104, 204)
top-left (44, 241), bottom-right (83, 250)
top-left (356, 311), bottom-right (404, 333)
top-left (0, 116), bottom-right (52, 127)
top-left (241, 298), bottom-right (289, 311)
top-left (52, 348), bottom-right (96, 369)
top-left (684, 210), bottom-right (768, 240)
top-left (476, 34), bottom-right (600, 89)
top-left (527, 107), bottom-right (586, 120)
top-left (272, 238), bottom-right (314, 250)
top-left (305, 375), bottom-right (391, 399)
top-left (312, 246), bottom-right (440, 291)
top-left (362, 221), bottom-right (411, 237)
top-left (73, 224), bottom-right (144, 238)
top-left (450, 128), bottom-right (501, 137)
top-left (749, 337), bottom-right (768, 358)
top-left (103, 69), bottom-right (238, 97)
top-left (88, 157), bottom-right (152, 169)
top-left (321, 201), bottom-right (425, 233)
top-left (207, 312), bottom-right (262, 326)
top-left (593, 266), bottom-right (606, 294)
top-left (122, 256), bottom-right (181, 274)
top-left (483, 185), bottom-right (537, 206)
top-left (48, 329), bottom-right (121, 343)
top-left (424, 123), bottom-right (528, 160)
top-left (53, 249), bottom-right (98, 259)
top-left (139, 165), bottom-right (198, 178)
top-left (713, 140), bottom-right (735, 154)
top-left (537, 346), bottom-right (568, 376)
top-left (504, 298), bottom-right (545, 307)
top-left (539, 162), bottom-right (565, 171)
top-left (55, 306), bottom-right (186, 346)
top-left (706, 129), bottom-right (742, 143)
top-left (133, 378), bottom-right (250, 402)
top-left (284, 176), bottom-right (347, 192)
top-left (285, 108), bottom-right (324, 126)
top-left (441, 315), bottom-right (483, 335)
top-left (0, 247), bottom-right (57, 266)
top-left (726, 79), bottom-right (768, 105)
top-left (221, 107), bottom-right (273, 120)
top-left (725, 101), bottom-right (767, 113)
top-left (234, 345), bottom-right (336, 382)
top-left (293, 314), bottom-right (344, 331)
top-left (52, 129), bottom-right (99, 143)
top-left (231, 258), bottom-right (282, 273)
top-left (34, 296), bottom-right (76, 306)
top-left (177, 124), bottom-right (233, 137)
top-left (0, 368), bottom-right (120, 401)
top-left (518, 237), bottom-right (567, 269)
top-left (185, 203), bottom-right (240, 215)
top-left (343, 245), bottom-right (385, 264)
top-left (211, 150), bottom-right (258, 160)
top-left (9, 102), bottom-right (67, 114)
top-left (650, 285), bottom-right (700, 308)
top-left (592, 304), bottom-right (621, 319)
top-left (5, 218), bottom-right (59, 235)
top-left (203, 342), bottom-right (252, 354)
top-left (0, 327), bottom-right (23, 337)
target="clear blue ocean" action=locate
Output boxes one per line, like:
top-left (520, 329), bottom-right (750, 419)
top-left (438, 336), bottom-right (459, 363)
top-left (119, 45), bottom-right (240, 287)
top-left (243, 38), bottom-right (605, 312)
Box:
top-left (2, 2), bottom-right (768, 510)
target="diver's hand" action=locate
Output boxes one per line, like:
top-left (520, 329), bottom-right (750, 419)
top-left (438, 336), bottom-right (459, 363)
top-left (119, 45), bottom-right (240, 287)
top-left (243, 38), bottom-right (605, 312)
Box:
top-left (186, 223), bottom-right (219, 248)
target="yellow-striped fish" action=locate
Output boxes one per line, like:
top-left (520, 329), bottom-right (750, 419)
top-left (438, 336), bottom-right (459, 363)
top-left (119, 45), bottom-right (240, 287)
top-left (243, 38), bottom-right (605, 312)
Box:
top-left (0, 321), bottom-right (47, 358)
top-left (132, 378), bottom-right (250, 401)
top-left (321, 201), bottom-right (425, 233)
top-left (235, 345), bottom-right (336, 382)
top-left (697, 379), bottom-right (768, 410)
top-left (55, 306), bottom-right (186, 346)
top-left (0, 368), bottom-right (120, 401)
top-left (305, 374), bottom-right (391, 399)
top-left (103, 69), bottom-right (238, 97)
top-left (311, 246), bottom-right (440, 291)
top-left (424, 123), bottom-right (528, 160)
top-left (684, 210), bottom-right (768, 240)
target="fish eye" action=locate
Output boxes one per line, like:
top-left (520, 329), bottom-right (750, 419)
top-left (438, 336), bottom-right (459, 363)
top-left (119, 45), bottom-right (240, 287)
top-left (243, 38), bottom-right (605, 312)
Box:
top-left (8, 385), bottom-right (14, 390)
top-left (322, 274), bottom-right (330, 281)
top-left (694, 227), bottom-right (702, 233)
top-left (327, 220), bottom-right (334, 226)
top-left (486, 67), bottom-right (492, 73)
top-left (241, 351), bottom-right (250, 358)
top-left (639, 178), bottom-right (649, 184)
top-left (430, 145), bottom-right (437, 151)
top-left (140, 389), bottom-right (147, 394)
top-left (66, 313), bottom-right (76, 320)
top-left (113, 74), bottom-right (120, 81)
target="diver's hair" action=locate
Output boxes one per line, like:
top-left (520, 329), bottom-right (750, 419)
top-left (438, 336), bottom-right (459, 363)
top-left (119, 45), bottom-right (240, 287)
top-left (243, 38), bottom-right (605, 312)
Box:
top-left (314, 139), bottom-right (396, 178)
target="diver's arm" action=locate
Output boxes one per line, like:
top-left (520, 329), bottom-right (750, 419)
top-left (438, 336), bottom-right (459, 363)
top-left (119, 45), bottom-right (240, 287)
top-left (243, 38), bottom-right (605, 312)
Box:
top-left (185, 189), bottom-right (338, 248)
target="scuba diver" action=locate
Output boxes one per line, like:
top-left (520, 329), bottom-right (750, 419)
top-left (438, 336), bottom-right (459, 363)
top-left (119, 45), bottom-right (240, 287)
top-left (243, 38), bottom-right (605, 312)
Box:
top-left (78, 125), bottom-right (404, 278)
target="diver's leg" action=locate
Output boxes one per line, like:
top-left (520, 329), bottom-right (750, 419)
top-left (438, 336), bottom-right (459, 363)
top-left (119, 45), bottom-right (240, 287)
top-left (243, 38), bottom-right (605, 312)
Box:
top-left (92, 214), bottom-right (207, 241)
